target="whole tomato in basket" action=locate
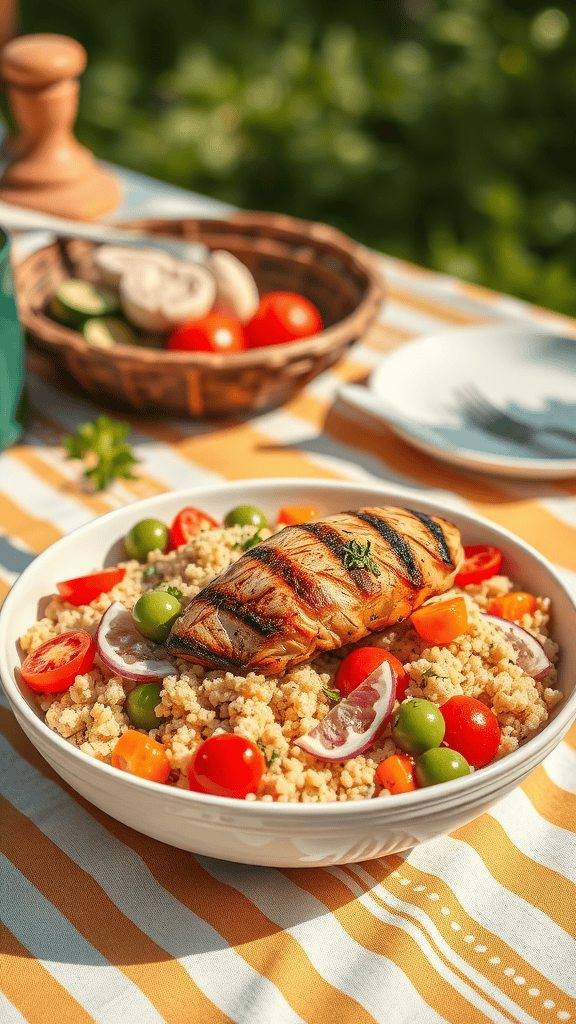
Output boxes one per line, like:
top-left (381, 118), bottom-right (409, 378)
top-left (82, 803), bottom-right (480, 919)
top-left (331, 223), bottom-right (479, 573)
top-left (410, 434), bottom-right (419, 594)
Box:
top-left (167, 311), bottom-right (245, 353)
top-left (244, 291), bottom-right (323, 348)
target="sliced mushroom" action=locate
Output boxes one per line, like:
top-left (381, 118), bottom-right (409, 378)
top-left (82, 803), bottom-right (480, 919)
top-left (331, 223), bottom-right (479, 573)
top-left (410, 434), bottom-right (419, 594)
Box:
top-left (208, 249), bottom-right (260, 324)
top-left (119, 261), bottom-right (217, 333)
top-left (94, 245), bottom-right (178, 287)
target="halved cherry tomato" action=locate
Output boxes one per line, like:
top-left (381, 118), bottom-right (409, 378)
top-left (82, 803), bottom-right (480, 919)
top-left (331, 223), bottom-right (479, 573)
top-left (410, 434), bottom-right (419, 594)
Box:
top-left (487, 591), bottom-right (538, 622)
top-left (169, 507), bottom-right (220, 549)
top-left (56, 567), bottom-right (126, 606)
top-left (335, 647), bottom-right (409, 701)
top-left (410, 596), bottom-right (468, 645)
top-left (277, 505), bottom-right (320, 526)
top-left (188, 733), bottom-right (265, 798)
top-left (376, 754), bottom-right (417, 794)
top-left (166, 311), bottom-right (245, 353)
top-left (111, 730), bottom-right (171, 783)
top-left (20, 630), bottom-right (95, 693)
top-left (440, 695), bottom-right (500, 769)
top-left (455, 545), bottom-right (503, 587)
top-left (244, 291), bottom-right (323, 348)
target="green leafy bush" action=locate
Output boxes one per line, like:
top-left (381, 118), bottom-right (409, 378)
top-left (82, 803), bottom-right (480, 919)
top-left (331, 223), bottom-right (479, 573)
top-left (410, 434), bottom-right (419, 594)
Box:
top-left (19, 0), bottom-right (576, 313)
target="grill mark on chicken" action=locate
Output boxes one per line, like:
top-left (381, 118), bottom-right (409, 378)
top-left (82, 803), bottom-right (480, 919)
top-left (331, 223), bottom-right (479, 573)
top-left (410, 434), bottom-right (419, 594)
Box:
top-left (350, 511), bottom-right (423, 587)
top-left (199, 584), bottom-right (282, 637)
top-left (248, 544), bottom-right (327, 608)
top-left (405, 508), bottom-right (454, 565)
top-left (298, 521), bottom-right (377, 595)
top-left (166, 635), bottom-right (244, 672)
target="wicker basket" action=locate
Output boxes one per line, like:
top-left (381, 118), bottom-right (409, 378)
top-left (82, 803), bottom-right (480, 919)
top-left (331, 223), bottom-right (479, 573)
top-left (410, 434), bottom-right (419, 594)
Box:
top-left (15, 210), bottom-right (385, 418)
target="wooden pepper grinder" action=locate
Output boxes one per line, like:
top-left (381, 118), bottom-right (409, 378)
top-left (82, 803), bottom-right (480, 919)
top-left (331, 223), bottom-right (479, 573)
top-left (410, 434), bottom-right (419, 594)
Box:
top-left (0, 33), bottom-right (122, 219)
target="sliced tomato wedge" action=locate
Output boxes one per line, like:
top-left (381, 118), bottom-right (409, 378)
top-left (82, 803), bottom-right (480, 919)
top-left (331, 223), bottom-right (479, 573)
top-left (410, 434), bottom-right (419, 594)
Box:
top-left (20, 630), bottom-right (95, 693)
top-left (56, 567), bottom-right (126, 606)
top-left (455, 545), bottom-right (503, 586)
top-left (169, 507), bottom-right (220, 549)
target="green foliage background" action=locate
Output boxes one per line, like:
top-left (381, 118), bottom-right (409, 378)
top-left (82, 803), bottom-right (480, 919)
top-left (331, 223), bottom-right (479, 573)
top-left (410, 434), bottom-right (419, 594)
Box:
top-left (19, 0), bottom-right (576, 314)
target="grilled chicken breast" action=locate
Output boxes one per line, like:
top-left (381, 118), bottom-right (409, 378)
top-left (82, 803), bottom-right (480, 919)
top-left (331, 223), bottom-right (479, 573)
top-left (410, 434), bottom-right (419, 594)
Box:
top-left (166, 506), bottom-right (464, 676)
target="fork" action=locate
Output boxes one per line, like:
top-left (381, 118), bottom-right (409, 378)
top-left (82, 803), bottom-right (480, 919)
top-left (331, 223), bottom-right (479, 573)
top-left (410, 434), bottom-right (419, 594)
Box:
top-left (457, 385), bottom-right (576, 447)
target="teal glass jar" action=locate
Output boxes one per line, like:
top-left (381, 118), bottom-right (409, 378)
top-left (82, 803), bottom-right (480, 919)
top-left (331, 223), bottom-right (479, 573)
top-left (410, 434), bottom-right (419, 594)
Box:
top-left (0, 228), bottom-right (29, 450)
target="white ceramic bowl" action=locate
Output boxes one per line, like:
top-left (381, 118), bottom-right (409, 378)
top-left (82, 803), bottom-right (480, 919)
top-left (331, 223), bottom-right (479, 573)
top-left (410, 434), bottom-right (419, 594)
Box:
top-left (1, 479), bottom-right (575, 868)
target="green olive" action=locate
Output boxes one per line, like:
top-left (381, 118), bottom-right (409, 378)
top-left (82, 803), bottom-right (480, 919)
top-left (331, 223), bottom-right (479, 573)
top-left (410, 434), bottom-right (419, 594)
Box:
top-left (416, 747), bottom-right (471, 787)
top-left (125, 682), bottom-right (167, 731)
top-left (224, 505), bottom-right (268, 529)
top-left (392, 698), bottom-right (445, 756)
top-left (132, 590), bottom-right (182, 644)
top-left (125, 518), bottom-right (168, 560)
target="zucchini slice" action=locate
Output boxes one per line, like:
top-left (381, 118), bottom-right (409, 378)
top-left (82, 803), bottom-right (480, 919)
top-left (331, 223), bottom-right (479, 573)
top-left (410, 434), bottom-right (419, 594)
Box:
top-left (49, 279), bottom-right (120, 327)
top-left (82, 317), bottom-right (138, 348)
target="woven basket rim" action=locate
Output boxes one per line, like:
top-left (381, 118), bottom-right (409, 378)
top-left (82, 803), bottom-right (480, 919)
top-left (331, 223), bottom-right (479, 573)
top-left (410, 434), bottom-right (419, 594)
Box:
top-left (16, 210), bottom-right (385, 368)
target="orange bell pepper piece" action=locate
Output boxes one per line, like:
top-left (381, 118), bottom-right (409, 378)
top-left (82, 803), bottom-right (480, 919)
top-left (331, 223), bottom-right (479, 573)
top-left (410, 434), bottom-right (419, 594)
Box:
top-left (277, 505), bottom-right (320, 526)
top-left (112, 730), bottom-right (171, 783)
top-left (376, 754), bottom-right (417, 794)
top-left (410, 596), bottom-right (468, 645)
top-left (487, 591), bottom-right (538, 622)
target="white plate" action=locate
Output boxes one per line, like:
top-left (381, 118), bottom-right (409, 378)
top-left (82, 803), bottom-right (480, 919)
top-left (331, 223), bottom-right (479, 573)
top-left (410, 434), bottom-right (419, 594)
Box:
top-left (340, 325), bottom-right (576, 479)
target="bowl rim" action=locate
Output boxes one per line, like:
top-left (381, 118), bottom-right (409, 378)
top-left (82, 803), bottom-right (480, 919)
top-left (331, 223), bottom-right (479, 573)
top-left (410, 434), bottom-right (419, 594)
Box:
top-left (2, 476), bottom-right (575, 817)
top-left (15, 210), bottom-right (386, 366)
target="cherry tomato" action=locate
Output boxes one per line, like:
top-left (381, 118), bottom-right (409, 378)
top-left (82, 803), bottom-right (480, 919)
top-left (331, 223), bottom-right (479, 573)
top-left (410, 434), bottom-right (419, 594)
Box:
top-left (439, 695), bottom-right (501, 769)
top-left (111, 730), bottom-right (171, 783)
top-left (455, 545), bottom-right (503, 587)
top-left (56, 567), bottom-right (126, 606)
top-left (188, 733), bottom-right (265, 798)
top-left (411, 596), bottom-right (468, 645)
top-left (20, 630), bottom-right (95, 693)
top-left (376, 754), bottom-right (417, 794)
top-left (335, 647), bottom-right (409, 701)
top-left (277, 505), bottom-right (320, 526)
top-left (170, 507), bottom-right (220, 549)
top-left (487, 592), bottom-right (538, 622)
top-left (167, 311), bottom-right (245, 353)
top-left (244, 291), bottom-right (323, 348)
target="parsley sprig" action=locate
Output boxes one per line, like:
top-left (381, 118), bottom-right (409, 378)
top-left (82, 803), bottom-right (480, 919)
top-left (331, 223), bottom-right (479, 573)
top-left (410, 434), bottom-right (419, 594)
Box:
top-left (165, 586), bottom-right (183, 601)
top-left (342, 539), bottom-right (381, 577)
top-left (234, 529), bottom-right (264, 552)
top-left (63, 415), bottom-right (139, 492)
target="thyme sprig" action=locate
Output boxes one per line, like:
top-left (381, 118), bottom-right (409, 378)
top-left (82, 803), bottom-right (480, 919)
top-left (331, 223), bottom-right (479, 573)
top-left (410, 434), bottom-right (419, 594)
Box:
top-left (342, 539), bottom-right (381, 577)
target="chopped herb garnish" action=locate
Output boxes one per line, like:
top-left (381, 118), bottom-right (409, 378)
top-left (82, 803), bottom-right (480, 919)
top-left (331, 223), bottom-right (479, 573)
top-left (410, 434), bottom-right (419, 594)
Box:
top-left (421, 668), bottom-right (447, 681)
top-left (142, 565), bottom-right (157, 580)
top-left (342, 539), bottom-right (381, 577)
top-left (234, 530), bottom-right (264, 552)
top-left (323, 686), bottom-right (341, 702)
top-left (256, 738), bottom-right (280, 767)
top-left (165, 585), bottom-right (183, 600)
top-left (63, 415), bottom-right (139, 492)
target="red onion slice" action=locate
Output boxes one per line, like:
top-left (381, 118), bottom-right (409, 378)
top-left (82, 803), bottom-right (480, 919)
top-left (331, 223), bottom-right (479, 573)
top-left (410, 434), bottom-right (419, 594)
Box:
top-left (295, 660), bottom-right (397, 762)
top-left (96, 601), bottom-right (176, 681)
top-left (482, 613), bottom-right (551, 680)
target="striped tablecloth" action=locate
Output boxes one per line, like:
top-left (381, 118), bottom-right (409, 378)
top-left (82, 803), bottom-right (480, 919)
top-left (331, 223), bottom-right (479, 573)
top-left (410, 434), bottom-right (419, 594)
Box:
top-left (2, 178), bottom-right (576, 1024)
